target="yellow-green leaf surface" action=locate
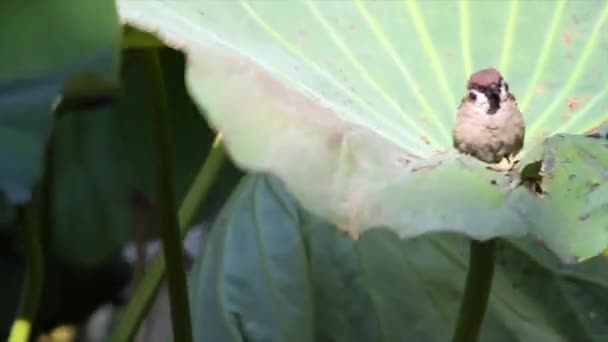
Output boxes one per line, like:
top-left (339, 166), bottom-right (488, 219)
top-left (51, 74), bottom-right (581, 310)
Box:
top-left (118, 0), bottom-right (608, 261)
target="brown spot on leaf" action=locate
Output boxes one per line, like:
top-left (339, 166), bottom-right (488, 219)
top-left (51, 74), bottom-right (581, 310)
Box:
top-left (394, 154), bottom-right (412, 167)
top-left (336, 223), bottom-right (360, 240)
top-left (326, 132), bottom-right (343, 149)
top-left (579, 212), bottom-right (590, 221)
top-left (563, 31), bottom-right (573, 47)
top-left (535, 84), bottom-right (548, 95)
top-left (420, 136), bottom-right (431, 145)
top-left (567, 97), bottom-right (581, 110)
top-left (395, 152), bottom-right (420, 166)
top-left (412, 160), bottom-right (442, 173)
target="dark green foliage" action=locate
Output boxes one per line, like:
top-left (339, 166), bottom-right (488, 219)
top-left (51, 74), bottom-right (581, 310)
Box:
top-left (189, 176), bottom-right (314, 342)
top-left (0, 232), bottom-right (132, 341)
top-left (0, 1), bottom-right (120, 204)
top-left (190, 174), bottom-right (608, 342)
top-left (49, 48), bottom-right (236, 267)
top-left (3, 2), bottom-right (608, 341)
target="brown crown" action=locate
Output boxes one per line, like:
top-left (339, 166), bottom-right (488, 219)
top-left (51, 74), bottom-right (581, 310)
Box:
top-left (467, 68), bottom-right (503, 89)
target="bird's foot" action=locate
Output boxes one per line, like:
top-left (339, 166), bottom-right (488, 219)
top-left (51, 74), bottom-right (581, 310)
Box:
top-left (486, 158), bottom-right (519, 172)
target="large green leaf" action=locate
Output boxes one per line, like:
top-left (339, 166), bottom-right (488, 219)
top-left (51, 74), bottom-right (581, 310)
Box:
top-left (510, 134), bottom-right (608, 262)
top-left (190, 175), bottom-right (608, 342)
top-left (189, 174), bottom-right (608, 342)
top-left (0, 1), bottom-right (121, 204)
top-left (51, 107), bottom-right (132, 267)
top-left (118, 1), bottom-right (608, 261)
top-left (50, 48), bottom-right (218, 267)
top-left (189, 175), bottom-right (313, 342)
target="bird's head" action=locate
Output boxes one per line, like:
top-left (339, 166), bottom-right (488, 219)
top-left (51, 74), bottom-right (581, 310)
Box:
top-left (465, 68), bottom-right (511, 115)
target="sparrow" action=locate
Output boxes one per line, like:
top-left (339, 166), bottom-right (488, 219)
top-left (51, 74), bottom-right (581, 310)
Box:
top-left (452, 68), bottom-right (525, 171)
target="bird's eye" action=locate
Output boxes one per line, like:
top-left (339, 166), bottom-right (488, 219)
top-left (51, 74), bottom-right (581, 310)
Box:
top-left (468, 92), bottom-right (477, 101)
top-left (504, 82), bottom-right (509, 92)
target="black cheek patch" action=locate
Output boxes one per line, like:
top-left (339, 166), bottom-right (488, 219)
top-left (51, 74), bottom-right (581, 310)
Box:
top-left (486, 93), bottom-right (500, 114)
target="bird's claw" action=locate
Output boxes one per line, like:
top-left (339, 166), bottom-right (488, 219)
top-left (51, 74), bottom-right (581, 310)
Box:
top-left (486, 158), bottom-right (519, 172)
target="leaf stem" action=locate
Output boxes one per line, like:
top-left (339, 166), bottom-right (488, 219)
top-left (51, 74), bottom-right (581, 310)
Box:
top-left (451, 239), bottom-right (496, 342)
top-left (122, 25), bottom-right (165, 49)
top-left (145, 48), bottom-right (193, 342)
top-left (109, 102), bottom-right (226, 341)
top-left (8, 199), bottom-right (44, 342)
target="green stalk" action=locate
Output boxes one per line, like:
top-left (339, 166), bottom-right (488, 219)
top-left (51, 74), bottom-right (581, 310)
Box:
top-left (451, 239), bottom-right (496, 342)
top-left (122, 25), bottom-right (164, 49)
top-left (8, 200), bottom-right (44, 342)
top-left (110, 134), bottom-right (226, 340)
top-left (145, 48), bottom-right (193, 342)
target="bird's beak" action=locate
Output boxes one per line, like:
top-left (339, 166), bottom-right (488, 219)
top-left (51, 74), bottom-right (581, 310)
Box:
top-left (488, 84), bottom-right (501, 97)
top-left (484, 84), bottom-right (502, 115)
